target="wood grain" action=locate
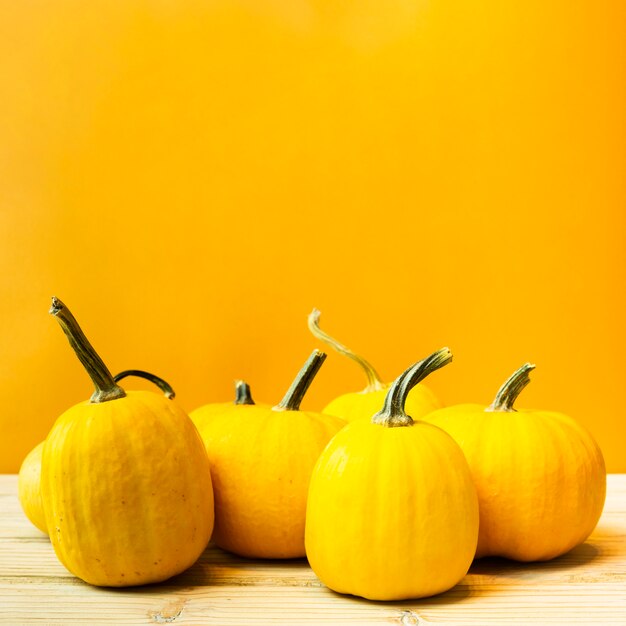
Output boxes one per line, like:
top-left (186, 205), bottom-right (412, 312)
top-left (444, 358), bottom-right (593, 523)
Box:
top-left (1, 475), bottom-right (625, 625)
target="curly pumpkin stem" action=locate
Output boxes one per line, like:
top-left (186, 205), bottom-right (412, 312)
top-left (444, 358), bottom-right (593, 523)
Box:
top-left (487, 363), bottom-right (536, 412)
top-left (50, 297), bottom-right (126, 404)
top-left (234, 380), bottom-right (255, 405)
top-left (372, 348), bottom-right (452, 427)
top-left (308, 308), bottom-right (385, 393)
top-left (274, 349), bottom-right (327, 412)
top-left (113, 370), bottom-right (175, 399)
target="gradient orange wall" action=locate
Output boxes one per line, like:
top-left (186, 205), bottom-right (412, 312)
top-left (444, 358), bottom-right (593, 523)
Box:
top-left (1, 1), bottom-right (625, 473)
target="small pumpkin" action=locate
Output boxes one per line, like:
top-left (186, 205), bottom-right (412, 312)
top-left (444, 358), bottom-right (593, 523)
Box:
top-left (308, 308), bottom-right (441, 421)
top-left (191, 380), bottom-right (266, 434)
top-left (305, 348), bottom-right (478, 601)
top-left (423, 363), bottom-right (606, 561)
top-left (199, 350), bottom-right (345, 559)
top-left (41, 298), bottom-right (214, 586)
top-left (17, 442), bottom-right (46, 533)
top-left (17, 370), bottom-right (175, 537)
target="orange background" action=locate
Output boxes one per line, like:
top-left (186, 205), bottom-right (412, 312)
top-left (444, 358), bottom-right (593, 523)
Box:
top-left (1, 1), bottom-right (624, 473)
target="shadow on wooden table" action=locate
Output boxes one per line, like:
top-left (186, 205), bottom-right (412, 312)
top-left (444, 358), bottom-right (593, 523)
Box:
top-left (107, 545), bottom-right (473, 603)
top-left (168, 545), bottom-right (473, 607)
top-left (467, 541), bottom-right (604, 582)
top-left (99, 536), bottom-right (607, 612)
top-left (86, 540), bottom-right (613, 626)
top-left (165, 547), bottom-right (318, 588)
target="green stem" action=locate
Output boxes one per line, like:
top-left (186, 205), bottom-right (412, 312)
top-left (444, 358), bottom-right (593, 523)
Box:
top-left (487, 363), bottom-right (536, 412)
top-left (274, 350), bottom-right (327, 411)
top-left (372, 348), bottom-right (452, 427)
top-left (308, 308), bottom-right (385, 393)
top-left (113, 370), bottom-right (175, 399)
top-left (234, 380), bottom-right (255, 405)
top-left (50, 297), bottom-right (126, 403)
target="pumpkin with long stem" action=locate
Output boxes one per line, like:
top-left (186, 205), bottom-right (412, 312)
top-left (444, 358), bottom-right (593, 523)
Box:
top-left (18, 369), bottom-right (177, 536)
top-left (308, 308), bottom-right (441, 421)
top-left (199, 350), bottom-right (345, 559)
top-left (305, 348), bottom-right (478, 601)
top-left (41, 298), bottom-right (214, 586)
top-left (423, 363), bottom-right (606, 561)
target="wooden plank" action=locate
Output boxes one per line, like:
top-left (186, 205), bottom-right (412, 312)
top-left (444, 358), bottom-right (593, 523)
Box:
top-left (0, 475), bottom-right (625, 625)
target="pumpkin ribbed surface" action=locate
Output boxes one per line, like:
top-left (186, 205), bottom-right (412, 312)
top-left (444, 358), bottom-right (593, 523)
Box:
top-left (42, 390), bottom-right (214, 586)
top-left (204, 407), bottom-right (345, 559)
top-left (305, 419), bottom-right (478, 600)
top-left (425, 405), bottom-right (606, 561)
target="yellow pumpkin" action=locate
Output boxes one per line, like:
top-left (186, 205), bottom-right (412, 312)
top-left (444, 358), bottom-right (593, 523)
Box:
top-left (305, 348), bottom-right (478, 601)
top-left (308, 309), bottom-right (441, 421)
top-left (199, 350), bottom-right (345, 559)
top-left (191, 380), bottom-right (268, 433)
top-left (17, 442), bottom-right (47, 533)
top-left (41, 298), bottom-right (214, 587)
top-left (16, 370), bottom-right (175, 538)
top-left (423, 363), bottom-right (606, 561)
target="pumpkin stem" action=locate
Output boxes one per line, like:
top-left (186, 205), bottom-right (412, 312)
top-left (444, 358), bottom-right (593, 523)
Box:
top-left (50, 297), bottom-right (126, 403)
top-left (487, 363), bottom-right (536, 412)
top-left (308, 308), bottom-right (385, 393)
top-left (234, 380), bottom-right (255, 405)
top-left (372, 348), bottom-right (452, 427)
top-left (274, 350), bottom-right (327, 412)
top-left (113, 370), bottom-right (175, 399)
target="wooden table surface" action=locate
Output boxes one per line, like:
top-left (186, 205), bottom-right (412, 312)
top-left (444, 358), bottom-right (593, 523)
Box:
top-left (1, 474), bottom-right (625, 625)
